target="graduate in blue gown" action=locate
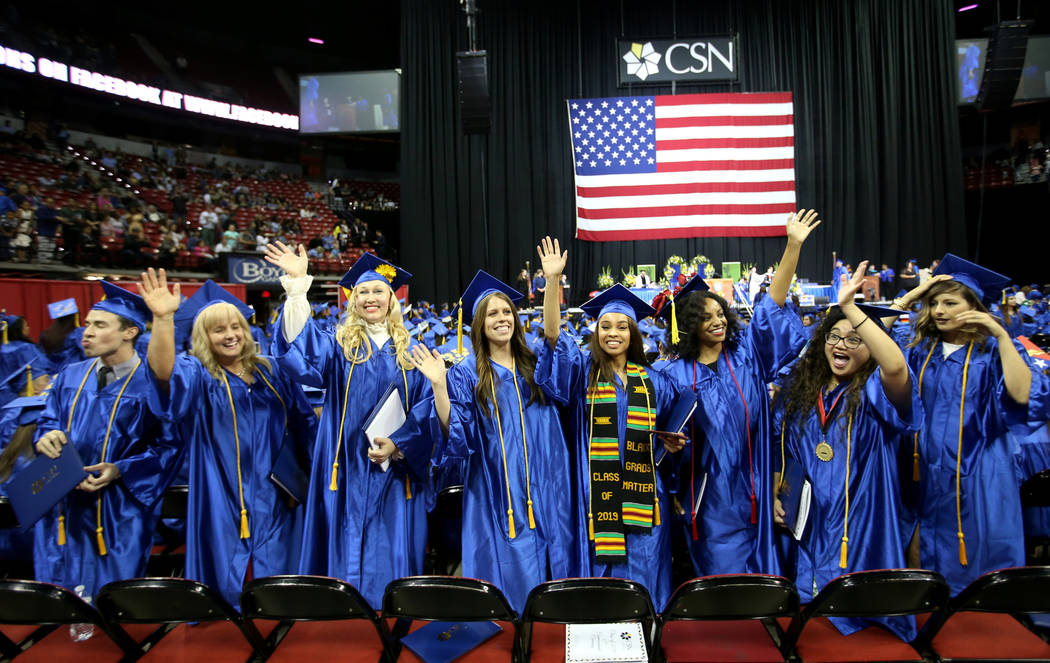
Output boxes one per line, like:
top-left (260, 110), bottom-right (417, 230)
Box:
top-left (774, 266), bottom-right (922, 640)
top-left (0, 315), bottom-right (47, 408)
top-left (0, 386), bottom-right (51, 563)
top-left (32, 282), bottom-right (181, 601)
top-left (533, 237), bottom-right (690, 610)
top-left (39, 298), bottom-right (86, 373)
top-left (887, 254), bottom-right (1050, 593)
top-left (263, 243), bottom-right (437, 608)
top-left (409, 270), bottom-right (583, 611)
top-left (141, 272), bottom-right (318, 608)
top-left (653, 209), bottom-right (817, 577)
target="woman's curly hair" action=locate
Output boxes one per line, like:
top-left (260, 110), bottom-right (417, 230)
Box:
top-left (668, 291), bottom-right (742, 360)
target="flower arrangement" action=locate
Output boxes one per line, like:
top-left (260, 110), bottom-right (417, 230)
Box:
top-left (597, 266), bottom-right (614, 289)
top-left (621, 269), bottom-right (637, 287)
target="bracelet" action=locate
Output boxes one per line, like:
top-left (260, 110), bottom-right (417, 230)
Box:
top-left (854, 316), bottom-right (870, 330)
top-left (893, 297), bottom-right (908, 309)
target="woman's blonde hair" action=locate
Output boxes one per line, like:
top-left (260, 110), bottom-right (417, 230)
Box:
top-left (335, 280), bottom-right (413, 370)
top-left (190, 302), bottom-right (271, 378)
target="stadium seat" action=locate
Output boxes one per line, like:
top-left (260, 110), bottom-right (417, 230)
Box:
top-left (382, 576), bottom-right (518, 663)
top-left (656, 574), bottom-right (799, 663)
top-left (780, 569), bottom-right (950, 663)
top-left (240, 575), bottom-right (390, 663)
top-left (518, 578), bottom-right (657, 663)
top-left (916, 567), bottom-right (1050, 662)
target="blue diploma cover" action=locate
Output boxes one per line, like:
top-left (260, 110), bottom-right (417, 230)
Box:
top-left (5, 442), bottom-right (88, 529)
top-left (400, 621), bottom-right (503, 663)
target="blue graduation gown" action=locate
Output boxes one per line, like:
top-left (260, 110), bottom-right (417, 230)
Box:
top-left (163, 355), bottom-right (317, 608)
top-left (905, 337), bottom-right (1050, 593)
top-left (656, 295), bottom-right (806, 577)
top-left (0, 341), bottom-right (46, 407)
top-left (272, 317), bottom-right (435, 608)
top-left (32, 358), bottom-right (181, 599)
top-left (535, 333), bottom-right (689, 610)
top-left (777, 369), bottom-right (923, 639)
top-left (439, 354), bottom-right (585, 611)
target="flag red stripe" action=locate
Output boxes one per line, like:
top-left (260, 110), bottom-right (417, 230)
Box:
top-left (657, 159), bottom-right (795, 172)
top-left (578, 225), bottom-right (788, 240)
top-left (656, 115), bottom-right (794, 128)
top-left (657, 136), bottom-right (795, 150)
top-left (577, 203), bottom-right (797, 220)
top-left (576, 181), bottom-right (795, 197)
top-left (655, 92), bottom-right (792, 105)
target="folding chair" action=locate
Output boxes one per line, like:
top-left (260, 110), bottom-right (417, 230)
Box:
top-left (1020, 471), bottom-right (1050, 565)
top-left (518, 578), bottom-right (656, 663)
top-left (916, 566), bottom-right (1050, 662)
top-left (95, 577), bottom-right (264, 662)
top-left (425, 485), bottom-right (463, 575)
top-left (0, 498), bottom-right (16, 529)
top-left (656, 574), bottom-right (799, 663)
top-left (241, 575), bottom-right (389, 663)
top-left (780, 569), bottom-right (950, 663)
top-left (0, 579), bottom-right (134, 661)
top-left (382, 576), bottom-right (518, 663)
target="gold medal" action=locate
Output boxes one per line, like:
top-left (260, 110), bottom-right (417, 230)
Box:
top-left (815, 441), bottom-right (834, 462)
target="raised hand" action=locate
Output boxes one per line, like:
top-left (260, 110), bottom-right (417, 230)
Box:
top-left (409, 345), bottom-right (447, 386)
top-left (955, 310), bottom-right (1008, 341)
top-left (900, 273), bottom-right (952, 307)
top-left (837, 260), bottom-right (870, 307)
top-left (140, 267), bottom-right (181, 318)
top-left (785, 209), bottom-right (821, 245)
top-left (536, 236), bottom-right (567, 278)
top-left (263, 241), bottom-right (309, 278)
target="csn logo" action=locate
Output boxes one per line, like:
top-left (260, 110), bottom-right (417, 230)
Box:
top-left (618, 37), bottom-right (737, 85)
top-left (233, 259), bottom-right (283, 284)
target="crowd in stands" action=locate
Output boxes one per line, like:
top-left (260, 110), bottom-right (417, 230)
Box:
top-left (0, 127), bottom-right (399, 274)
top-left (963, 137), bottom-right (1050, 189)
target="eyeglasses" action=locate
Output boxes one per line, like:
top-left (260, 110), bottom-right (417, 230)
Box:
top-left (825, 332), bottom-right (864, 349)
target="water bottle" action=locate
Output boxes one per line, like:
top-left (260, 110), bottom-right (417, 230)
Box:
top-left (69, 585), bottom-right (95, 642)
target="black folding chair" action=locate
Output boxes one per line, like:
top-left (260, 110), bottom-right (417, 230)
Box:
top-left (1021, 471), bottom-right (1050, 565)
top-left (96, 577), bottom-right (264, 662)
top-left (382, 576), bottom-right (518, 663)
top-left (425, 485), bottom-right (463, 575)
top-left (0, 498), bottom-right (16, 529)
top-left (0, 579), bottom-right (135, 661)
top-left (241, 575), bottom-right (390, 663)
top-left (781, 569), bottom-right (950, 663)
top-left (518, 578), bottom-right (657, 663)
top-left (916, 566), bottom-right (1050, 662)
top-left (656, 574), bottom-right (799, 663)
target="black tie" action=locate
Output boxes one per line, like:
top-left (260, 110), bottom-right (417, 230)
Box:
top-left (97, 366), bottom-right (113, 391)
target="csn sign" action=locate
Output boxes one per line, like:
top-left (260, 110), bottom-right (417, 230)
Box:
top-left (617, 36), bottom-right (738, 86)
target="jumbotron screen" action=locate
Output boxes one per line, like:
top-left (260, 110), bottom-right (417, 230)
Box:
top-left (298, 70), bottom-right (400, 134)
top-left (957, 36), bottom-right (1050, 104)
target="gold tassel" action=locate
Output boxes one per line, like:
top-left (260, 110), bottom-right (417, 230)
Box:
top-left (958, 531), bottom-right (968, 566)
top-left (912, 452), bottom-right (920, 482)
top-left (251, 312), bottom-right (256, 324)
top-left (405, 476), bottom-right (412, 500)
top-left (670, 295), bottom-right (679, 345)
top-left (527, 500), bottom-right (536, 529)
top-left (507, 509), bottom-right (516, 539)
top-left (654, 497), bottom-right (661, 526)
top-left (2, 321), bottom-right (8, 345)
top-left (839, 536), bottom-right (848, 569)
top-left (97, 526), bottom-right (108, 556)
top-left (588, 512), bottom-right (594, 540)
top-left (456, 299), bottom-right (464, 354)
top-left (57, 515), bottom-right (66, 545)
top-left (25, 367), bottom-right (33, 397)
top-left (329, 461), bottom-right (339, 491)
top-left (74, 312), bottom-right (79, 327)
top-left (240, 509), bottom-right (250, 539)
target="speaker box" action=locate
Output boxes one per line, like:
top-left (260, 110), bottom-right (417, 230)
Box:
top-left (456, 50), bottom-right (490, 134)
top-left (977, 20), bottom-right (1032, 111)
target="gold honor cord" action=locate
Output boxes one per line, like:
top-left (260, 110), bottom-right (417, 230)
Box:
top-left (490, 379), bottom-right (517, 539)
top-left (912, 343), bottom-right (937, 481)
top-left (955, 342), bottom-right (975, 566)
top-left (94, 360), bottom-right (142, 555)
top-left (331, 359), bottom-right (357, 491)
top-left (56, 359), bottom-right (100, 545)
top-left (509, 363), bottom-right (536, 530)
top-left (217, 371), bottom-right (249, 537)
top-left (586, 392), bottom-right (596, 541)
top-left (840, 414), bottom-right (853, 569)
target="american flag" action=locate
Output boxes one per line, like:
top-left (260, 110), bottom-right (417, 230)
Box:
top-left (567, 92), bottom-right (796, 241)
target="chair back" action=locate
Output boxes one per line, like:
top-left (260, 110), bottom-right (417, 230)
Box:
top-left (663, 575), bottom-right (799, 621)
top-left (951, 567), bottom-right (1050, 614)
top-left (383, 576), bottom-right (517, 623)
top-left (96, 577), bottom-right (240, 624)
top-left (805, 569), bottom-right (949, 619)
top-left (521, 578), bottom-right (655, 625)
top-left (160, 485), bottom-right (189, 519)
top-left (0, 580), bottom-right (101, 624)
top-left (242, 575), bottom-right (378, 621)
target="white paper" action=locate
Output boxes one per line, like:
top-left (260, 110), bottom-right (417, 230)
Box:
top-left (363, 388), bottom-right (406, 473)
top-left (792, 479), bottom-right (812, 541)
top-left (565, 623), bottom-right (646, 663)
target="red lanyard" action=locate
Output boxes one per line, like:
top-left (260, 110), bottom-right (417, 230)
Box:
top-left (816, 386), bottom-right (847, 429)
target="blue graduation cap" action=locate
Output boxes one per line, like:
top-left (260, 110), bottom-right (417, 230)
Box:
top-left (1, 356), bottom-right (46, 397)
top-left (93, 281), bottom-right (151, 332)
top-left (337, 253), bottom-right (411, 291)
top-left (1030, 290), bottom-right (1043, 301)
top-left (932, 253), bottom-right (1011, 305)
top-left (173, 280), bottom-right (254, 347)
top-left (656, 275), bottom-right (709, 322)
top-left (48, 298), bottom-right (79, 320)
top-left (3, 392), bottom-right (49, 426)
top-left (580, 284), bottom-right (656, 323)
top-left (825, 303), bottom-right (900, 332)
top-left (450, 271), bottom-right (525, 324)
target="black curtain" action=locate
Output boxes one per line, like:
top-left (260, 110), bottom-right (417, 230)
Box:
top-left (401, 0), bottom-right (965, 305)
